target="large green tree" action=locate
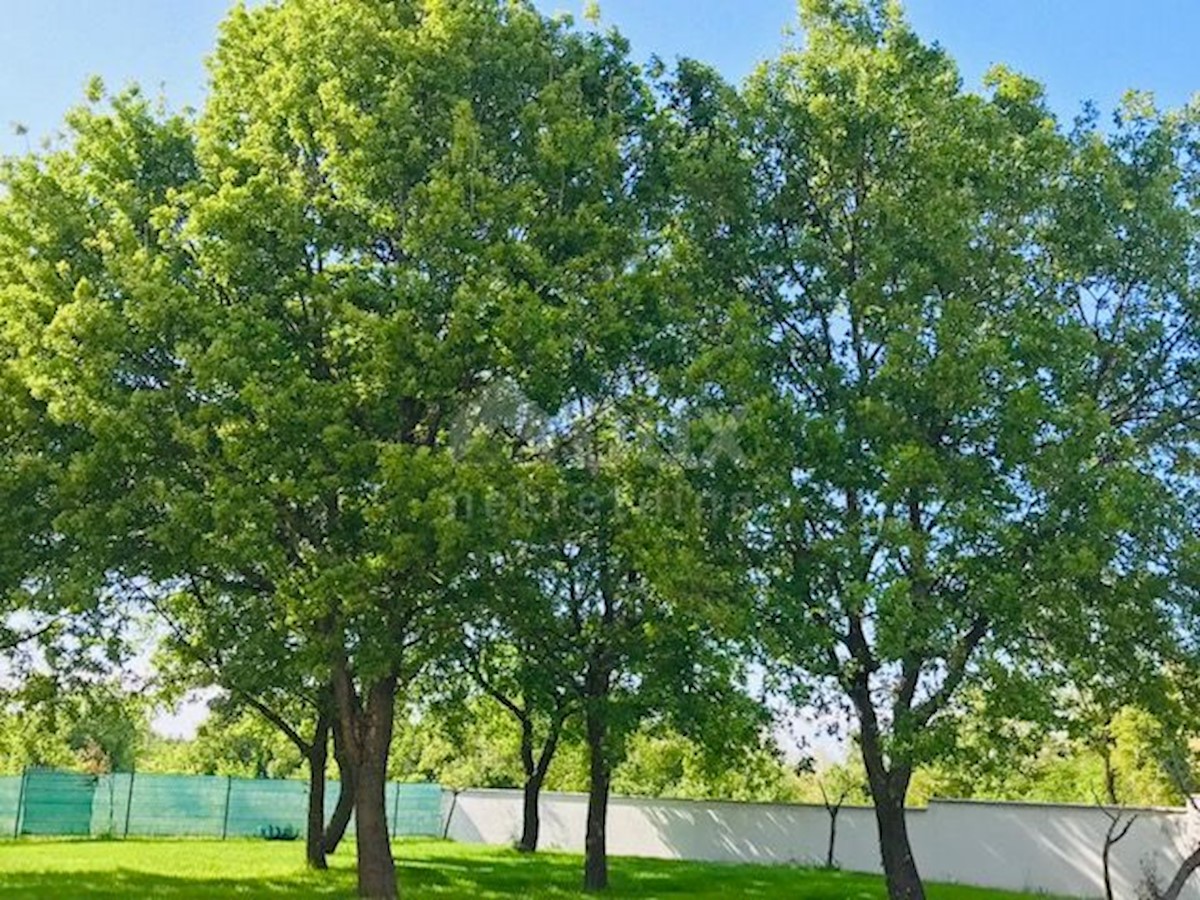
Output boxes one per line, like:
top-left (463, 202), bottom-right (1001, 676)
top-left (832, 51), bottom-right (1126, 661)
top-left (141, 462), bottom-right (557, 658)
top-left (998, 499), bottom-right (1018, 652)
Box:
top-left (0, 84), bottom-right (191, 676)
top-left (0, 79), bottom-right (357, 867)
top-left (436, 389), bottom-right (761, 888)
top-left (5, 2), bottom-right (679, 896)
top-left (180, 4), bottom-right (674, 894)
top-left (668, 3), bottom-right (1200, 897)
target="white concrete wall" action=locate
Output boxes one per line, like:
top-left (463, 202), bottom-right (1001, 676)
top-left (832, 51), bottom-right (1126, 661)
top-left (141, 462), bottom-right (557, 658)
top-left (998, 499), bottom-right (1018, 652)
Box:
top-left (441, 788), bottom-right (1199, 899)
top-left (911, 798), bottom-right (1195, 898)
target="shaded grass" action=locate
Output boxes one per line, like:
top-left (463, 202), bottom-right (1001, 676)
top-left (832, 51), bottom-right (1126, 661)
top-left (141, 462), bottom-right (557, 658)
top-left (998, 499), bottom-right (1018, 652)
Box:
top-left (0, 838), bottom-right (1059, 898)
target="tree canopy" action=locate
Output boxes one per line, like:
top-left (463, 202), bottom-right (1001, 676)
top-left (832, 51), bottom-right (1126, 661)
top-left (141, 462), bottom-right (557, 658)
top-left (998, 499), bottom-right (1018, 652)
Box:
top-left (2, 2), bottom-right (1200, 899)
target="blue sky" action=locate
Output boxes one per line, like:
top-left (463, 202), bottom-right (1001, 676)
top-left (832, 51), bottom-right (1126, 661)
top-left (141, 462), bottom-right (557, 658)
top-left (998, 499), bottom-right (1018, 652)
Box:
top-left (2, 1), bottom-right (1198, 158)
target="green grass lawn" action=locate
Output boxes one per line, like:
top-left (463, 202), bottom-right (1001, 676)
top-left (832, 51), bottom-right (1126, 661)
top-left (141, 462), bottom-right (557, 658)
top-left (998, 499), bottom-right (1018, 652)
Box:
top-left (0, 838), bottom-right (1057, 899)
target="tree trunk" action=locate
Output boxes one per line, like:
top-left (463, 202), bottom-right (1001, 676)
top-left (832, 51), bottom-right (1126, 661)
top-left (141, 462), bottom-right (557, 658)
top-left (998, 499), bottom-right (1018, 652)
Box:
top-left (583, 707), bottom-right (611, 892)
top-left (871, 787), bottom-right (924, 900)
top-left (855, 700), bottom-right (925, 900)
top-left (334, 661), bottom-right (399, 900)
top-left (305, 708), bottom-right (331, 870)
top-left (825, 805), bottom-right (840, 869)
top-left (1100, 812), bottom-right (1137, 900)
top-left (515, 713), bottom-right (562, 854)
top-left (1102, 833), bottom-right (1116, 900)
top-left (354, 747), bottom-right (396, 900)
top-left (516, 717), bottom-right (540, 853)
top-left (323, 716), bottom-right (356, 855)
top-left (1158, 844), bottom-right (1200, 900)
top-left (518, 770), bottom-right (544, 853)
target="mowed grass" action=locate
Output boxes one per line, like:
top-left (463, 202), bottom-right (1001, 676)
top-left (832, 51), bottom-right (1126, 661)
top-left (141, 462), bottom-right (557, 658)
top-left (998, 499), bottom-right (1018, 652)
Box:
top-left (0, 838), bottom-right (1057, 899)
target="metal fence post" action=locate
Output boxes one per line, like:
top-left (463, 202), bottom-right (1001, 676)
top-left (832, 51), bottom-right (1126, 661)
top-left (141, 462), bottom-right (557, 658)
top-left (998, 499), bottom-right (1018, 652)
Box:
top-left (441, 789), bottom-right (459, 840)
top-left (13, 767), bottom-right (27, 838)
top-left (221, 776), bottom-right (233, 840)
top-left (123, 770), bottom-right (135, 838)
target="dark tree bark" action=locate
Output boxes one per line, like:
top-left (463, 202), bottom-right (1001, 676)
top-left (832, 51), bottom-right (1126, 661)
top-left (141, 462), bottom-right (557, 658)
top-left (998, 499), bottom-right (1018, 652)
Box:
top-left (1101, 813), bottom-right (1136, 900)
top-left (825, 805), bottom-right (839, 869)
top-left (154, 587), bottom-right (345, 872)
top-left (334, 659), bottom-right (400, 900)
top-left (583, 700), bottom-right (611, 892)
top-left (323, 715), bottom-right (356, 855)
top-left (1097, 749), bottom-right (1136, 900)
top-left (1157, 845), bottom-right (1200, 900)
top-left (236, 687), bottom-right (338, 871)
top-left (515, 711), bottom-right (543, 854)
top-left (464, 640), bottom-right (573, 855)
top-left (516, 713), bottom-right (564, 853)
top-left (869, 783), bottom-right (923, 900)
top-left (853, 684), bottom-right (925, 900)
top-left (839, 601), bottom-right (988, 900)
top-left (518, 767), bottom-right (545, 854)
top-left (354, 743), bottom-right (396, 900)
top-left (305, 707), bottom-right (332, 869)
top-left (818, 782), bottom-right (846, 870)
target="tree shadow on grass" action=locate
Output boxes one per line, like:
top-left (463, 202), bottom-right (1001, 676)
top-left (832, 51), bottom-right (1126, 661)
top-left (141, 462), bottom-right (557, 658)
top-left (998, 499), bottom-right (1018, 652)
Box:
top-left (0, 855), bottom-right (877, 899)
top-left (401, 847), bottom-right (1063, 900)
top-left (395, 847), bottom-right (888, 898)
top-left (0, 870), bottom-right (356, 900)
top-left (0, 841), bottom-right (1045, 899)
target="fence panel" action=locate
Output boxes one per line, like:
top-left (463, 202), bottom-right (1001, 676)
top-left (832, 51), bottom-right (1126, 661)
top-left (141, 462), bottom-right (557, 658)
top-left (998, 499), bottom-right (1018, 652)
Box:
top-left (125, 773), bottom-right (227, 837)
top-left (324, 779), bottom-right (355, 837)
top-left (0, 775), bottom-right (23, 837)
top-left (0, 769), bottom-right (444, 840)
top-left (90, 773), bottom-right (129, 836)
top-left (18, 770), bottom-right (95, 836)
top-left (226, 777), bottom-right (308, 838)
top-left (393, 782), bottom-right (444, 837)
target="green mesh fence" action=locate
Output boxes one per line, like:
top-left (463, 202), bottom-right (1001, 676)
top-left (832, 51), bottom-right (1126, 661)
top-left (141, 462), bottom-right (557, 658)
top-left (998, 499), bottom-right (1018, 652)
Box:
top-left (225, 776), bottom-right (308, 838)
top-left (0, 769), bottom-right (443, 840)
top-left (0, 774), bottom-right (24, 837)
top-left (19, 770), bottom-right (97, 836)
top-left (390, 782), bottom-right (444, 836)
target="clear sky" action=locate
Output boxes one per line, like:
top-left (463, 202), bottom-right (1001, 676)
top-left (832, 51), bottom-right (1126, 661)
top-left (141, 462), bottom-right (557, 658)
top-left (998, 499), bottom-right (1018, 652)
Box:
top-left (2, 1), bottom-right (1198, 158)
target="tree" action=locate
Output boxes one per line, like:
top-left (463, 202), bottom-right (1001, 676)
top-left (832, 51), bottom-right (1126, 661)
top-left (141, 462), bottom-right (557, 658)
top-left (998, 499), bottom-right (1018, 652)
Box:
top-left (0, 82), bottom-right (197, 796)
top-left (388, 695), bottom-right (804, 805)
top-left (803, 761), bottom-right (868, 869)
top-left (612, 728), bottom-right (802, 804)
top-left (456, 619), bottom-right (579, 853)
top-left (1146, 795), bottom-right (1200, 900)
top-left (907, 702), bottom-right (1193, 808)
top-left (389, 693), bottom-right (540, 788)
top-left (668, 3), bottom-right (1200, 897)
top-left (0, 347), bottom-right (78, 656)
top-left (140, 705), bottom-right (305, 778)
top-left (0, 83), bottom-right (188, 681)
top-left (180, 4), bottom-right (673, 893)
top-left (5, 2), bottom-right (676, 896)
top-left (151, 580), bottom-right (357, 868)
top-left (0, 77), bottom-right (353, 870)
top-left (493, 430), bottom-right (760, 892)
top-left (445, 450), bottom-right (591, 855)
top-left (0, 676), bottom-right (150, 777)
top-left (439, 378), bottom-right (764, 890)
top-left (1129, 714), bottom-right (1200, 899)
top-left (0, 676), bottom-right (147, 774)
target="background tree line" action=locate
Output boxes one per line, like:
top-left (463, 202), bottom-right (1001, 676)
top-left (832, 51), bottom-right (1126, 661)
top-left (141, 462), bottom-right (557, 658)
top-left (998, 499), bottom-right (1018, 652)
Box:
top-left (3, 679), bottom-right (1192, 812)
